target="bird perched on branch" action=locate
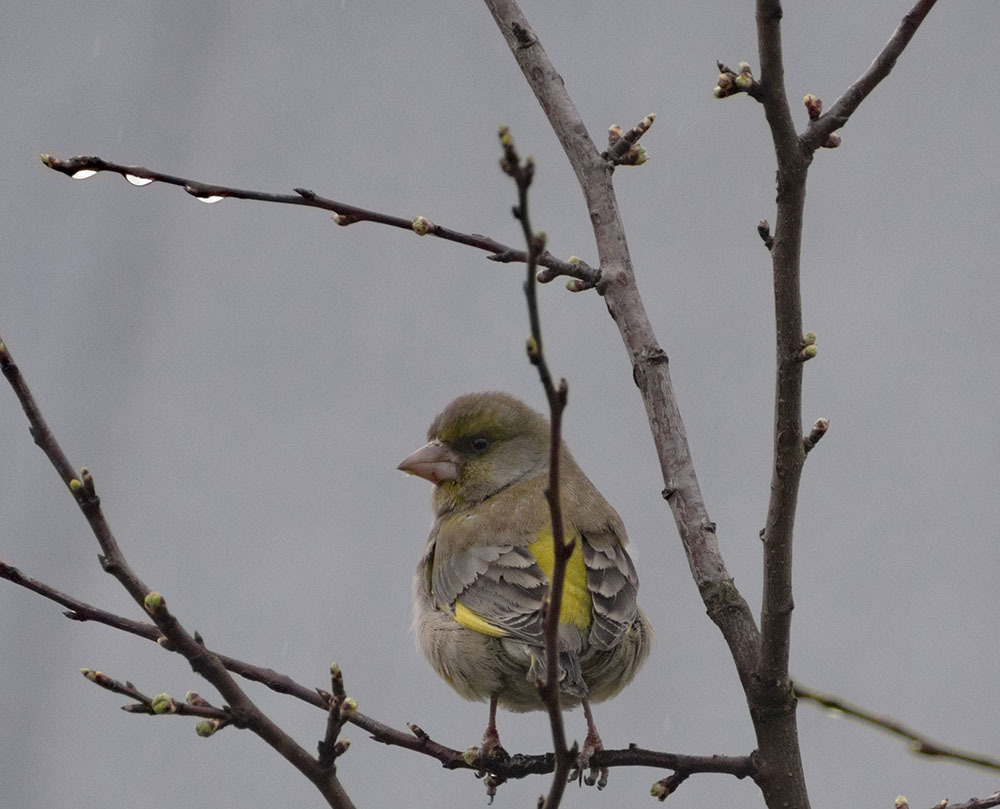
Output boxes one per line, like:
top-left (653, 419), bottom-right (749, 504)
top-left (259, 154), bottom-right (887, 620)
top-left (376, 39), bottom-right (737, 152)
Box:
top-left (399, 391), bottom-right (651, 787)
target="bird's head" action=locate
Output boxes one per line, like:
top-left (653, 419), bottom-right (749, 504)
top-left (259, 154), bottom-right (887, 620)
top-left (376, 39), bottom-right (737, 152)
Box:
top-left (398, 391), bottom-right (550, 512)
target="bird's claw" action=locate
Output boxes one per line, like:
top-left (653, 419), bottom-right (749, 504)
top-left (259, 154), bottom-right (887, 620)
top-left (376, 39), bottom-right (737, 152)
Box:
top-left (464, 742), bottom-right (509, 802)
top-left (567, 737), bottom-right (607, 789)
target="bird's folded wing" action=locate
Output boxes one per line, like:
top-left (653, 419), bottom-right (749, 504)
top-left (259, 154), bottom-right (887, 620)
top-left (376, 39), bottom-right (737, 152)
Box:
top-left (581, 529), bottom-right (640, 650)
top-left (432, 536), bottom-right (548, 644)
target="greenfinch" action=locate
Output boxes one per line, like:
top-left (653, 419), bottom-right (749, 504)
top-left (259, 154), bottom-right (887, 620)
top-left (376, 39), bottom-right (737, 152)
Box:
top-left (399, 391), bottom-right (651, 782)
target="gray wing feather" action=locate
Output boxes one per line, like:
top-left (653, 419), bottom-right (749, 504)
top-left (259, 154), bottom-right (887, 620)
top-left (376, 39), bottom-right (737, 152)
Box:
top-left (582, 531), bottom-right (640, 650)
top-left (432, 542), bottom-right (548, 644)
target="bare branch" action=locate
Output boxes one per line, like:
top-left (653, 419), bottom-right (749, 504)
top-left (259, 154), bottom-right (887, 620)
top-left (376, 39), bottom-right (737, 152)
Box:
top-left (795, 683), bottom-right (1000, 773)
top-left (483, 0), bottom-right (760, 685)
top-left (38, 153), bottom-right (599, 288)
top-left (0, 338), bottom-right (356, 809)
top-left (5, 551), bottom-right (761, 790)
top-left (753, 2), bottom-right (815, 807)
top-left (498, 126), bottom-right (574, 807)
top-left (802, 0), bottom-right (940, 150)
top-left (935, 792), bottom-right (1000, 809)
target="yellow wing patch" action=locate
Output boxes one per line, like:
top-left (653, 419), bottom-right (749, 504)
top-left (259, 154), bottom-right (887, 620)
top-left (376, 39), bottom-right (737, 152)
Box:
top-left (453, 600), bottom-right (508, 637)
top-left (528, 528), bottom-right (592, 633)
top-left (447, 529), bottom-right (593, 638)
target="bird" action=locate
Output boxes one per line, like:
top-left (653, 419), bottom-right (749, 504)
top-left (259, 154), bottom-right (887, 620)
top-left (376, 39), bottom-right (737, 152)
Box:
top-left (398, 391), bottom-right (651, 787)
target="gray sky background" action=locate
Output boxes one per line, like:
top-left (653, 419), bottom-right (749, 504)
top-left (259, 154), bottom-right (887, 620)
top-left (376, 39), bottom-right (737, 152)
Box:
top-left (2, 2), bottom-right (998, 808)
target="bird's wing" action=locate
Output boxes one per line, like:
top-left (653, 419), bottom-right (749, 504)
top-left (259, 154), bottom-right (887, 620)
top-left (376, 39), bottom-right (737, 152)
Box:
top-left (581, 527), bottom-right (640, 651)
top-left (431, 520), bottom-right (549, 643)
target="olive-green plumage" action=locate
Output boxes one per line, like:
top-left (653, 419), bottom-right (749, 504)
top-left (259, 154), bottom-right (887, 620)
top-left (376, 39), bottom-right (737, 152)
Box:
top-left (399, 392), bottom-right (651, 769)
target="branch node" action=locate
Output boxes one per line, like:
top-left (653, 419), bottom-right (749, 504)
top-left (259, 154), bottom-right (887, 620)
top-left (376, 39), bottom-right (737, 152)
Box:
top-left (714, 61), bottom-right (760, 100)
top-left (803, 418), bottom-right (830, 454)
top-left (510, 21), bottom-right (536, 48)
top-left (411, 216), bottom-right (436, 236)
top-left (602, 113), bottom-right (655, 166)
top-left (650, 770), bottom-right (690, 801)
top-left (794, 339), bottom-right (818, 363)
top-left (803, 94), bottom-right (823, 121)
top-left (757, 220), bottom-right (774, 250)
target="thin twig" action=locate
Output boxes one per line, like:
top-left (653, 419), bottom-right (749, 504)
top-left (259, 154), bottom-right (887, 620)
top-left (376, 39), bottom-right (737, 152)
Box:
top-left (0, 338), bottom-right (356, 809)
top-left (935, 791), bottom-right (1000, 809)
top-left (795, 683), bottom-right (1000, 773)
top-left (2, 556), bottom-right (755, 784)
top-left (802, 0), bottom-right (940, 150)
top-left (38, 153), bottom-right (600, 288)
top-left (498, 126), bottom-right (573, 809)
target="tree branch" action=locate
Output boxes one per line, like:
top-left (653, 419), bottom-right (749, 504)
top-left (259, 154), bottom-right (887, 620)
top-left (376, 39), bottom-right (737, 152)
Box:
top-left (482, 0), bottom-right (762, 693)
top-left (498, 126), bottom-right (574, 807)
top-left (750, 3), bottom-right (940, 806)
top-left (752, 2), bottom-right (817, 807)
top-left (0, 338), bottom-right (355, 809)
top-left (802, 0), bottom-right (940, 150)
top-left (794, 683), bottom-right (1000, 773)
top-left (38, 153), bottom-right (600, 289)
top-left (7, 553), bottom-right (754, 787)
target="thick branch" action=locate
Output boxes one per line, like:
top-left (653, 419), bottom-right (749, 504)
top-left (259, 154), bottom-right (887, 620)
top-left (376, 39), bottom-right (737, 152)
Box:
top-left (752, 3), bottom-right (813, 808)
top-left (482, 0), bottom-right (761, 690)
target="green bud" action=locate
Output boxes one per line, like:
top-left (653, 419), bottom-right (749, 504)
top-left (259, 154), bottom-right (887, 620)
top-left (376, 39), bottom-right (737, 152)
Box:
top-left (195, 720), bottom-right (218, 737)
top-left (411, 216), bottom-right (434, 236)
top-left (341, 697), bottom-right (358, 719)
top-left (144, 592), bottom-right (165, 613)
top-left (151, 693), bottom-right (175, 714)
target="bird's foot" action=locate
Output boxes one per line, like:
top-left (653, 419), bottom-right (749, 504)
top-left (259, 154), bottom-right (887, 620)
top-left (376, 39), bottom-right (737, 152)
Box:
top-left (464, 730), bottom-right (509, 803)
top-left (463, 740), bottom-right (510, 771)
top-left (568, 725), bottom-right (607, 788)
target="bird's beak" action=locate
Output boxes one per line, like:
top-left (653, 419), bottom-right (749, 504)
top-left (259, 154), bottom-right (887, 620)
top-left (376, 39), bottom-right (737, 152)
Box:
top-left (397, 441), bottom-right (459, 484)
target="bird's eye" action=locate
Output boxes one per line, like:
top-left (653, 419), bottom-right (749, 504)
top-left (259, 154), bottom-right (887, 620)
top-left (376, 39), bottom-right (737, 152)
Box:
top-left (470, 435), bottom-right (491, 452)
